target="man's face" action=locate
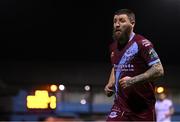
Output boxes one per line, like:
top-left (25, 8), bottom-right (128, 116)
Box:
top-left (113, 14), bottom-right (134, 42)
top-left (158, 93), bottom-right (166, 101)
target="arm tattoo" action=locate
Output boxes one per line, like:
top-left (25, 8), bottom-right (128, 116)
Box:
top-left (129, 62), bottom-right (164, 84)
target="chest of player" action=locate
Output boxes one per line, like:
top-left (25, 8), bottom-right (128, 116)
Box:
top-left (111, 42), bottom-right (149, 74)
top-left (111, 40), bottom-right (140, 64)
top-left (112, 50), bottom-right (139, 72)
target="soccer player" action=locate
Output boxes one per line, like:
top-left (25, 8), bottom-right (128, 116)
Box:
top-left (104, 9), bottom-right (164, 121)
top-left (155, 92), bottom-right (174, 122)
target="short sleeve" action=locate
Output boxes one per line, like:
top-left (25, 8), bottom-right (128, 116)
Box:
top-left (168, 100), bottom-right (173, 107)
top-left (139, 39), bottom-right (161, 66)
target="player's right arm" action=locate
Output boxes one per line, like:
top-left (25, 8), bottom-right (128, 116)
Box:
top-left (104, 67), bottom-right (115, 97)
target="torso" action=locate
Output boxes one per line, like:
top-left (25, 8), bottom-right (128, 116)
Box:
top-left (110, 34), bottom-right (159, 113)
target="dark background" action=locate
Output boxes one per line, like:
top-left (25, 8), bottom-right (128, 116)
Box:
top-left (0, 0), bottom-right (180, 89)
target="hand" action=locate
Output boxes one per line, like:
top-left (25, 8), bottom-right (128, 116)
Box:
top-left (104, 83), bottom-right (114, 97)
top-left (119, 76), bottom-right (134, 89)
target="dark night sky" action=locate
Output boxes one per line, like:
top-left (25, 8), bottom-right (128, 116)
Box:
top-left (0, 0), bottom-right (179, 63)
top-left (0, 0), bottom-right (180, 87)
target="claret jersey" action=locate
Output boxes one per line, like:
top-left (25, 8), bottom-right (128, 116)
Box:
top-left (109, 32), bottom-right (161, 113)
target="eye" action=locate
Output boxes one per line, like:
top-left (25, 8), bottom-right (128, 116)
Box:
top-left (120, 18), bottom-right (126, 23)
top-left (113, 19), bottom-right (117, 23)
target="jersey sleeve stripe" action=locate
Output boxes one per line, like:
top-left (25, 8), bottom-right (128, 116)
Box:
top-left (148, 59), bottom-right (161, 66)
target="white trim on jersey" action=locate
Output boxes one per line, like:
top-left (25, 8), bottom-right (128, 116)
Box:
top-left (148, 59), bottom-right (160, 66)
top-left (129, 32), bottom-right (135, 42)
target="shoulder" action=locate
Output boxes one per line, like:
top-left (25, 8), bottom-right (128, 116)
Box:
top-left (134, 34), bottom-right (154, 49)
top-left (164, 99), bottom-right (173, 104)
top-left (134, 34), bottom-right (152, 45)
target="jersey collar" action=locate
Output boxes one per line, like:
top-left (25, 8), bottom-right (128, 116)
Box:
top-left (129, 32), bottom-right (135, 42)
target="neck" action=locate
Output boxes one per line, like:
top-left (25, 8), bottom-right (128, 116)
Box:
top-left (118, 30), bottom-right (134, 45)
top-left (118, 36), bottom-right (128, 45)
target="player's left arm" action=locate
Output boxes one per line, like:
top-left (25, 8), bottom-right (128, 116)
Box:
top-left (135, 61), bottom-right (164, 82)
top-left (120, 62), bottom-right (164, 88)
top-left (119, 39), bottom-right (164, 89)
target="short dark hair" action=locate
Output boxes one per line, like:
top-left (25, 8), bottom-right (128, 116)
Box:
top-left (114, 9), bottom-right (135, 23)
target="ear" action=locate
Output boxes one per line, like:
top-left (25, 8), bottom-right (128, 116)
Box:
top-left (131, 21), bottom-right (135, 28)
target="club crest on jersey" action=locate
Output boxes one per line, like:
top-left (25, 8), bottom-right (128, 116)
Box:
top-left (124, 50), bottom-right (135, 57)
top-left (109, 111), bottom-right (118, 118)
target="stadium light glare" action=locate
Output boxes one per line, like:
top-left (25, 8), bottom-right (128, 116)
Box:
top-left (50, 96), bottom-right (56, 109)
top-left (27, 90), bottom-right (56, 109)
top-left (80, 99), bottom-right (86, 105)
top-left (84, 85), bottom-right (90, 91)
top-left (50, 84), bottom-right (58, 92)
top-left (156, 86), bottom-right (164, 93)
top-left (59, 84), bottom-right (65, 91)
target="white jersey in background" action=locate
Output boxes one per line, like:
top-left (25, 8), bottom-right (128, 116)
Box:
top-left (155, 99), bottom-right (173, 122)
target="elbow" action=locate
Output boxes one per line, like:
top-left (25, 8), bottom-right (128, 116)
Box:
top-left (161, 69), bottom-right (164, 76)
top-left (158, 66), bottom-right (164, 78)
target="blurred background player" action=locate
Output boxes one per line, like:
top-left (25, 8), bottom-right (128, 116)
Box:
top-left (104, 9), bottom-right (164, 121)
top-left (155, 92), bottom-right (174, 122)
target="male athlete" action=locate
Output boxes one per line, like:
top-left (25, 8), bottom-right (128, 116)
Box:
top-left (155, 92), bottom-right (174, 122)
top-left (104, 9), bottom-right (164, 121)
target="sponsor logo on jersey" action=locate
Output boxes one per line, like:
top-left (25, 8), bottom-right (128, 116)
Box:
top-left (114, 64), bottom-right (134, 71)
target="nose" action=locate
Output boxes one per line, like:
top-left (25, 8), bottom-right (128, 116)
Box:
top-left (115, 22), bottom-right (120, 27)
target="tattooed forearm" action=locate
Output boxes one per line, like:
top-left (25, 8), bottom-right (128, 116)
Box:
top-left (129, 62), bottom-right (164, 84)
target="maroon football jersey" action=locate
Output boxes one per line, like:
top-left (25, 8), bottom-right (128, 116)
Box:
top-left (109, 33), bottom-right (161, 113)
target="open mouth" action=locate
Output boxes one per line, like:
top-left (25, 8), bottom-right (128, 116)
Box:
top-left (115, 30), bottom-right (121, 33)
top-left (115, 29), bottom-right (121, 32)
